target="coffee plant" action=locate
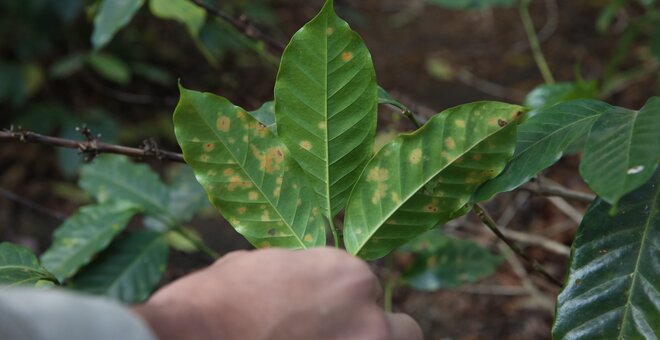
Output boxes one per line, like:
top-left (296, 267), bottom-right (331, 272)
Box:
top-left (1, 0), bottom-right (658, 338)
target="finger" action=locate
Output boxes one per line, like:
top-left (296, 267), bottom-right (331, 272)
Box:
top-left (386, 313), bottom-right (423, 340)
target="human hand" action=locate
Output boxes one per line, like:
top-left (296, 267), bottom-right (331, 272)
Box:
top-left (133, 247), bottom-right (422, 340)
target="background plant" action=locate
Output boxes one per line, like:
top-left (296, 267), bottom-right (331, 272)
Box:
top-left (1, 0), bottom-right (658, 338)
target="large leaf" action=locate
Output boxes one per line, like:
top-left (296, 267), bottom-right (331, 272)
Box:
top-left (474, 100), bottom-right (612, 202)
top-left (579, 97), bottom-right (660, 205)
top-left (149, 0), bottom-right (206, 37)
top-left (274, 0), bottom-right (377, 218)
top-left (79, 155), bottom-right (169, 216)
top-left (425, 0), bottom-right (515, 9)
top-left (0, 243), bottom-right (56, 287)
top-left (91, 0), bottom-right (145, 49)
top-left (400, 230), bottom-right (501, 291)
top-left (344, 102), bottom-right (521, 259)
top-left (173, 87), bottom-right (325, 249)
top-left (71, 230), bottom-right (168, 304)
top-left (553, 169), bottom-right (660, 339)
top-left (40, 202), bottom-right (140, 282)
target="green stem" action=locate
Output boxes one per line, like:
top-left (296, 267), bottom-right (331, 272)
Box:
top-left (327, 216), bottom-right (340, 248)
top-left (519, 0), bottom-right (555, 84)
top-left (383, 255), bottom-right (396, 313)
top-left (173, 226), bottom-right (220, 260)
top-left (402, 109), bottom-right (422, 129)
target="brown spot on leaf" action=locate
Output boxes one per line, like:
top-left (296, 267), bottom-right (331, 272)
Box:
top-left (498, 119), bottom-right (508, 127)
top-left (216, 116), bottom-right (231, 132)
top-left (341, 51), bottom-right (353, 62)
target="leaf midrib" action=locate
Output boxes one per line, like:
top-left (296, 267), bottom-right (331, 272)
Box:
top-left (618, 177), bottom-right (659, 339)
top-left (354, 122), bottom-right (514, 254)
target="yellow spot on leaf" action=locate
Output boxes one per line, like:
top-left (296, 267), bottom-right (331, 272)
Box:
top-left (200, 154), bottom-right (209, 162)
top-left (261, 210), bottom-right (270, 221)
top-left (367, 167), bottom-right (389, 182)
top-left (355, 229), bottom-right (363, 235)
top-left (243, 136), bottom-right (248, 142)
top-left (207, 169), bottom-right (217, 176)
top-left (237, 207), bottom-right (247, 214)
top-left (341, 51), bottom-right (353, 62)
top-left (216, 116), bottom-right (231, 132)
top-left (304, 233), bottom-right (314, 242)
top-left (318, 121), bottom-right (327, 130)
top-left (248, 191), bottom-right (259, 200)
top-left (192, 137), bottom-right (200, 142)
top-left (276, 177), bottom-right (283, 185)
top-left (386, 219), bottom-right (396, 225)
top-left (259, 242), bottom-right (271, 248)
top-left (472, 154), bottom-right (482, 161)
top-left (203, 143), bottom-right (214, 152)
top-left (255, 124), bottom-right (269, 138)
top-left (455, 119), bottom-right (466, 128)
top-left (223, 168), bottom-right (235, 176)
top-left (299, 140), bottom-right (312, 151)
top-left (237, 110), bottom-right (247, 120)
top-left (273, 188), bottom-right (281, 197)
top-left (444, 137), bottom-right (456, 150)
top-left (391, 192), bottom-right (401, 204)
top-left (487, 118), bottom-right (498, 127)
top-left (228, 175), bottom-right (252, 191)
top-left (326, 27), bottom-right (334, 35)
top-left (409, 148), bottom-right (422, 164)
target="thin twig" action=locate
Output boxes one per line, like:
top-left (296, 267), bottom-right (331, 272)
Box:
top-left (519, 0), bottom-right (555, 84)
top-left (501, 229), bottom-right (570, 256)
top-left (473, 204), bottom-right (563, 287)
top-left (0, 129), bottom-right (184, 163)
top-left (520, 182), bottom-right (595, 203)
top-left (0, 188), bottom-right (67, 221)
top-left (189, 0), bottom-right (286, 53)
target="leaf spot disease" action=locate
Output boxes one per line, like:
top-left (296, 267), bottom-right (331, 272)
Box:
top-left (326, 27), bottom-right (334, 35)
top-left (267, 228), bottom-right (276, 236)
top-left (497, 119), bottom-right (508, 127)
top-left (304, 233), bottom-right (314, 242)
top-left (627, 165), bottom-right (644, 175)
top-left (203, 143), bottom-right (215, 152)
top-left (444, 137), bottom-right (456, 150)
top-left (409, 148), bottom-right (422, 164)
top-left (299, 140), bottom-right (312, 151)
top-left (248, 191), bottom-right (259, 201)
top-left (318, 121), bottom-right (327, 130)
top-left (367, 167), bottom-right (389, 204)
top-left (216, 116), bottom-right (231, 132)
top-left (237, 206), bottom-right (247, 214)
top-left (341, 51), bottom-right (353, 62)
top-left (252, 146), bottom-right (285, 173)
top-left (454, 119), bottom-right (466, 128)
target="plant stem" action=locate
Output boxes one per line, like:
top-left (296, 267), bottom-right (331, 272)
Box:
top-left (172, 227), bottom-right (220, 260)
top-left (402, 109), bottom-right (422, 129)
top-left (519, 0), bottom-right (555, 84)
top-left (326, 216), bottom-right (340, 248)
top-left (473, 204), bottom-right (563, 287)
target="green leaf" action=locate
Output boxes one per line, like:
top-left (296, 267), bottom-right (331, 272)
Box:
top-left (149, 0), bottom-right (206, 37)
top-left (249, 101), bottom-right (276, 134)
top-left (400, 230), bottom-right (501, 291)
top-left (71, 230), bottom-right (168, 304)
top-left (165, 165), bottom-right (210, 222)
top-left (40, 202), bottom-right (140, 282)
top-left (579, 97), bottom-right (660, 205)
top-left (79, 155), bottom-right (170, 216)
top-left (91, 0), bottom-right (145, 50)
top-left (552, 169), bottom-right (660, 339)
top-left (0, 243), bottom-right (56, 287)
top-left (167, 227), bottom-right (203, 253)
top-left (173, 86), bottom-right (326, 249)
top-left (425, 0), bottom-right (515, 10)
top-left (524, 81), bottom-right (598, 117)
top-left (344, 102), bottom-right (521, 259)
top-left (474, 100), bottom-right (612, 202)
top-left (274, 0), bottom-right (377, 218)
top-left (377, 86), bottom-right (411, 112)
top-left (85, 52), bottom-right (131, 85)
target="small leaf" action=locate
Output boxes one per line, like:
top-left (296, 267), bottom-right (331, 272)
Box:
top-left (425, 0), bottom-right (515, 10)
top-left (400, 230), bottom-right (501, 291)
top-left (40, 202), bottom-right (140, 282)
top-left (167, 227), bottom-right (203, 253)
top-left (524, 81), bottom-right (598, 117)
top-left (249, 101), bottom-right (276, 134)
top-left (474, 100), bottom-right (612, 202)
top-left (173, 86), bottom-right (326, 249)
top-left (274, 0), bottom-right (378, 218)
top-left (79, 155), bottom-right (170, 216)
top-left (377, 86), bottom-right (411, 112)
top-left (580, 97), bottom-right (660, 205)
top-left (91, 0), bottom-right (145, 49)
top-left (71, 230), bottom-right (168, 304)
top-left (85, 52), bottom-right (131, 85)
top-left (149, 0), bottom-right (206, 37)
top-left (0, 243), bottom-right (55, 287)
top-left (552, 169), bottom-right (660, 339)
top-left (344, 102), bottom-right (521, 259)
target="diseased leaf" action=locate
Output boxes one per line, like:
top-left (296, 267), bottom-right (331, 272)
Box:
top-left (79, 155), bottom-right (170, 216)
top-left (71, 230), bottom-right (168, 304)
top-left (344, 102), bottom-right (521, 259)
top-left (0, 243), bottom-right (56, 287)
top-left (274, 0), bottom-right (377, 218)
top-left (474, 100), bottom-right (612, 202)
top-left (149, 0), bottom-right (206, 37)
top-left (40, 202), bottom-right (140, 282)
top-left (400, 230), bottom-right (501, 291)
top-left (249, 101), bottom-right (276, 134)
top-left (173, 86), bottom-right (325, 249)
top-left (91, 0), bottom-right (145, 49)
top-left (553, 169), bottom-right (660, 339)
top-left (580, 97), bottom-right (660, 205)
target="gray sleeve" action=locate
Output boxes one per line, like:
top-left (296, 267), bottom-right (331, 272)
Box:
top-left (0, 288), bottom-right (156, 340)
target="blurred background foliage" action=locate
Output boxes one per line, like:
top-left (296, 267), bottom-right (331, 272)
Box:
top-left (1, 0), bottom-right (658, 338)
